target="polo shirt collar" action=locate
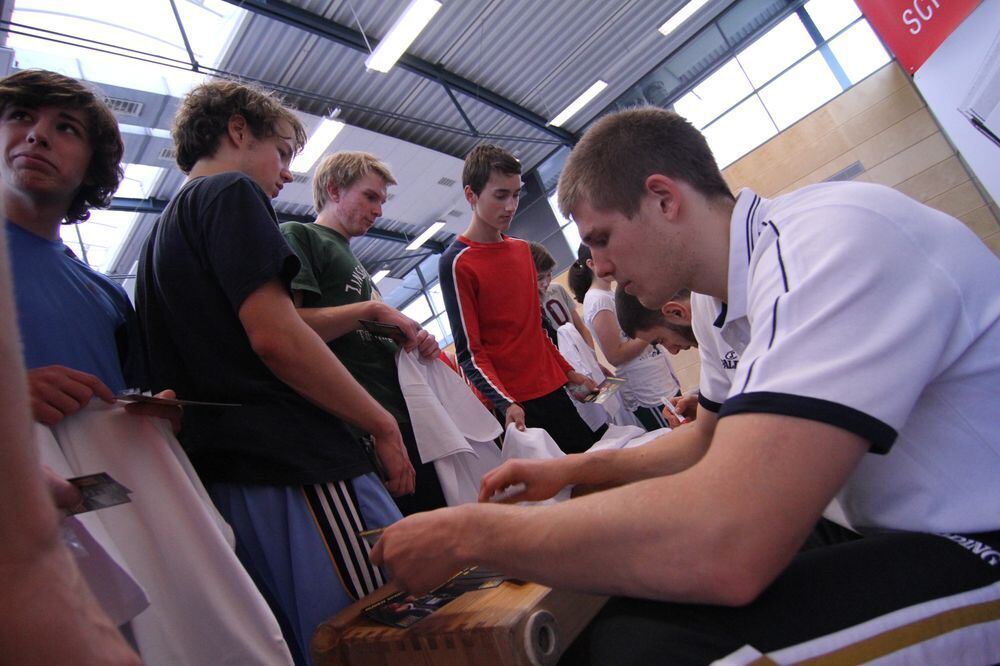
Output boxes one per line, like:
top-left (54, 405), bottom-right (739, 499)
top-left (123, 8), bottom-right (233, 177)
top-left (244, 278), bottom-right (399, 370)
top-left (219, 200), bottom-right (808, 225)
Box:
top-left (720, 188), bottom-right (766, 328)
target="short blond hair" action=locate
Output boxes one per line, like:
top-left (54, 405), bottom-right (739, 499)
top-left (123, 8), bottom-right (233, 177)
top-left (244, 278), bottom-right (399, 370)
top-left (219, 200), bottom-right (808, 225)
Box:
top-left (312, 151), bottom-right (397, 212)
top-left (558, 107), bottom-right (733, 220)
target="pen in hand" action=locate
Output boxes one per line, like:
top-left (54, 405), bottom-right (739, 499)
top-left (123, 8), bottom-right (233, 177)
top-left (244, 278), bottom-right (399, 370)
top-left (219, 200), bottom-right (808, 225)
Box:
top-left (661, 398), bottom-right (688, 425)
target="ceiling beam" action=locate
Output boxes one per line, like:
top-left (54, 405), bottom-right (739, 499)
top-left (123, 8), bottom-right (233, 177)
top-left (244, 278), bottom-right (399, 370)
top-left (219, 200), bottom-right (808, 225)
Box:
top-left (219, 0), bottom-right (576, 146)
top-left (109, 197), bottom-right (449, 253)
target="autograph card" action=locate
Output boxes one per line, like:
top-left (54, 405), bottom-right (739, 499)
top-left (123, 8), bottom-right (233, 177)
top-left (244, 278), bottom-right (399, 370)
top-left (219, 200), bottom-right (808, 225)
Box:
top-left (363, 590), bottom-right (456, 628)
top-left (357, 527), bottom-right (384, 547)
top-left (581, 376), bottom-right (626, 404)
top-left (361, 566), bottom-right (508, 628)
top-left (435, 566), bottom-right (506, 595)
top-left (358, 319), bottom-right (406, 343)
top-left (116, 390), bottom-right (241, 408)
top-left (66, 472), bottom-right (133, 514)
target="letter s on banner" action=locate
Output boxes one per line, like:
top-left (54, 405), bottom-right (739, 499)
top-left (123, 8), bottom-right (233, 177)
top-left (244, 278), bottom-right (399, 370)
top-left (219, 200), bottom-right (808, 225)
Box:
top-left (855, 0), bottom-right (980, 73)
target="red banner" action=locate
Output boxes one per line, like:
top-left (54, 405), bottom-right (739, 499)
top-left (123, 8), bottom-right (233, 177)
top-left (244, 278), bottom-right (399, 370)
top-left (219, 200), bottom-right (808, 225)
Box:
top-left (856, 0), bottom-right (981, 74)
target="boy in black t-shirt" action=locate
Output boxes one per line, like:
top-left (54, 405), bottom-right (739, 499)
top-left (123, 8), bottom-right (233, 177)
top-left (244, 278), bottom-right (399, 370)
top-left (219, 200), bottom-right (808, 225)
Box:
top-left (135, 80), bottom-right (414, 664)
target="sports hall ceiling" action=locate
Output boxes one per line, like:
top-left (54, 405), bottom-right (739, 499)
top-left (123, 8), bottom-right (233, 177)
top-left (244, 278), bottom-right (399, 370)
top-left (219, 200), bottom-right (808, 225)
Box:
top-left (0, 0), bottom-right (737, 291)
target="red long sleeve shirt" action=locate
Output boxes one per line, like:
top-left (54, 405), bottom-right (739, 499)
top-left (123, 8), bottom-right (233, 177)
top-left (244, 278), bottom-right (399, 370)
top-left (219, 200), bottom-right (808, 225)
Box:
top-left (438, 235), bottom-right (573, 411)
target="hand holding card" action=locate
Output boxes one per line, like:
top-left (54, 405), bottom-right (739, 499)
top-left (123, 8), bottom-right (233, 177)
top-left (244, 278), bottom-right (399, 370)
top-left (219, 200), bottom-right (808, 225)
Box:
top-left (359, 319), bottom-right (407, 344)
top-left (66, 472), bottom-right (133, 515)
top-left (576, 377), bottom-right (626, 403)
top-left (116, 389), bottom-right (240, 408)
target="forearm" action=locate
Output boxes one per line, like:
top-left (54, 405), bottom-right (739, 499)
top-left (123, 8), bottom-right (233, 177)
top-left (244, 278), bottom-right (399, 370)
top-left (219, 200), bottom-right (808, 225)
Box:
top-left (256, 316), bottom-right (395, 436)
top-left (573, 421), bottom-right (711, 491)
top-left (0, 302), bottom-right (62, 561)
top-left (571, 311), bottom-right (596, 349)
top-left (462, 414), bottom-right (865, 604)
top-left (458, 349), bottom-right (514, 411)
top-left (604, 336), bottom-right (650, 366)
top-left (457, 479), bottom-right (745, 603)
top-left (593, 312), bottom-right (649, 365)
top-left (295, 301), bottom-right (381, 342)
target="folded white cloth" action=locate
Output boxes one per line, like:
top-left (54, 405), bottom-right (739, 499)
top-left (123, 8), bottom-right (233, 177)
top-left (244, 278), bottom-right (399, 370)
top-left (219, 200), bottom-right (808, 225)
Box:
top-left (397, 348), bottom-right (671, 507)
top-left (590, 424), bottom-right (671, 452)
top-left (498, 425), bottom-right (573, 503)
top-left (499, 424), bottom-right (670, 503)
top-left (397, 350), bottom-right (504, 506)
top-left (41, 402), bottom-right (293, 666)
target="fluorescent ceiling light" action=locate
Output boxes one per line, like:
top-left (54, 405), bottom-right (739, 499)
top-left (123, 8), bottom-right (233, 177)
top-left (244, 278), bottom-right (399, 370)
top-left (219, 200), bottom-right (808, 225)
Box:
top-left (406, 221), bottom-right (446, 251)
top-left (291, 118), bottom-right (346, 173)
top-left (549, 80), bottom-right (608, 128)
top-left (365, 0), bottom-right (442, 73)
top-left (118, 123), bottom-right (172, 139)
top-left (372, 268), bottom-right (391, 284)
top-left (658, 0), bottom-right (711, 38)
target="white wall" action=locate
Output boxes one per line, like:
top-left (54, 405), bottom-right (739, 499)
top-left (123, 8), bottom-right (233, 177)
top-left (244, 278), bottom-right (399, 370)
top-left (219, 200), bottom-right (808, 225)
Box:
top-left (913, 0), bottom-right (1000, 205)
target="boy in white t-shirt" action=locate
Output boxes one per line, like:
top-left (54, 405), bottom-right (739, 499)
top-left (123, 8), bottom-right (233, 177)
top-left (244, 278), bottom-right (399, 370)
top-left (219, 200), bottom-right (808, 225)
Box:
top-left (569, 243), bottom-right (680, 430)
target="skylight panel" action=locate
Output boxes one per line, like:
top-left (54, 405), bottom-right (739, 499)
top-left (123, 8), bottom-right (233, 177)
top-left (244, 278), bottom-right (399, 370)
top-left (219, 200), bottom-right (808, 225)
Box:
top-left (6, 0), bottom-right (245, 97)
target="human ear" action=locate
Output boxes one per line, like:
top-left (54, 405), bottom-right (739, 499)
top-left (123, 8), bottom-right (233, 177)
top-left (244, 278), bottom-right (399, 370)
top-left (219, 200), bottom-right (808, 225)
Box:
top-left (645, 174), bottom-right (680, 219)
top-left (464, 184), bottom-right (477, 206)
top-left (660, 300), bottom-right (691, 325)
top-left (227, 115), bottom-right (248, 146)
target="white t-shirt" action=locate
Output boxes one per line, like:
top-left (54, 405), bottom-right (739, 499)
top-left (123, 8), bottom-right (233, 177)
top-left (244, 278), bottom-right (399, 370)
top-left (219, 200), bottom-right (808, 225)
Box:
top-left (542, 283), bottom-right (578, 332)
top-left (583, 287), bottom-right (680, 407)
top-left (717, 183), bottom-right (1000, 534)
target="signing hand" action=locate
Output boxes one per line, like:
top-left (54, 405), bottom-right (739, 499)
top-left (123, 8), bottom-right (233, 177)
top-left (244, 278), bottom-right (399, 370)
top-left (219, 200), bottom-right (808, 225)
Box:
top-left (478, 457), bottom-right (575, 504)
top-left (28, 365), bottom-right (114, 426)
top-left (370, 508), bottom-right (469, 595)
top-left (662, 393), bottom-right (698, 427)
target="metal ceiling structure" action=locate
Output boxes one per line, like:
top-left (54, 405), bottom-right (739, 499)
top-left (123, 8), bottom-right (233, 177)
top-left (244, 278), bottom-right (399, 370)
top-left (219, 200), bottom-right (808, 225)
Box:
top-left (0, 0), bottom-right (738, 291)
top-left (216, 0), bottom-right (732, 169)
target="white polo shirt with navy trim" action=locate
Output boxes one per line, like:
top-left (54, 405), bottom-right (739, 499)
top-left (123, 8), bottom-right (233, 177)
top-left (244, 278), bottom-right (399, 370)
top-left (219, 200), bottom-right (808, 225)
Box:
top-left (715, 182), bottom-right (1000, 534)
top-left (690, 291), bottom-right (739, 412)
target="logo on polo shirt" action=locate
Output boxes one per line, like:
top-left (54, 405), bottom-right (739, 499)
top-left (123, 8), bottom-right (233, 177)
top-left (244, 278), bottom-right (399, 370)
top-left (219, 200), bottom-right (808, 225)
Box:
top-left (940, 533), bottom-right (1000, 566)
top-left (722, 350), bottom-right (739, 370)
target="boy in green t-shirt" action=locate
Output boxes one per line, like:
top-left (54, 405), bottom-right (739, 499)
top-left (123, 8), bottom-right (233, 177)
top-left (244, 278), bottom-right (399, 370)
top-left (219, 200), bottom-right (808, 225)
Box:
top-left (281, 151), bottom-right (445, 515)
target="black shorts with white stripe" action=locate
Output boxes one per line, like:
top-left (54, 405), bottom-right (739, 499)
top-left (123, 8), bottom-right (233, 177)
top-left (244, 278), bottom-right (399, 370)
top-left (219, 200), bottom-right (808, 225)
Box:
top-left (302, 480), bottom-right (386, 601)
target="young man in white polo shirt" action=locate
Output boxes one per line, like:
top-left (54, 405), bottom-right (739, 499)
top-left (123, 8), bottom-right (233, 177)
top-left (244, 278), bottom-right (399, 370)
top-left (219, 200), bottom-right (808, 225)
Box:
top-left (372, 107), bottom-right (1000, 663)
top-left (615, 286), bottom-right (740, 423)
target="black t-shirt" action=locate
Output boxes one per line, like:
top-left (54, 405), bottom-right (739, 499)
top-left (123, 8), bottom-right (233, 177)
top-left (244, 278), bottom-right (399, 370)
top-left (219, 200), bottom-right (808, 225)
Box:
top-left (135, 172), bottom-right (372, 485)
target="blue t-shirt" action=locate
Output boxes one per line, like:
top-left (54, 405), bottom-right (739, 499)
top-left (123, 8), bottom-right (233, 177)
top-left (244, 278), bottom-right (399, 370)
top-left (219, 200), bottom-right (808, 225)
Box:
top-left (6, 220), bottom-right (141, 393)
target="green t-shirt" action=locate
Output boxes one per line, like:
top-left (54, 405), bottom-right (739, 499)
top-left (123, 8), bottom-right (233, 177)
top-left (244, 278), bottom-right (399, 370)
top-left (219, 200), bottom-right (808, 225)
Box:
top-left (280, 221), bottom-right (409, 424)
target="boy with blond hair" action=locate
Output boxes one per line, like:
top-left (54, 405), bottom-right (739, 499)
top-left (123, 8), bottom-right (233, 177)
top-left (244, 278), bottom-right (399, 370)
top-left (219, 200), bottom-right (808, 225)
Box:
top-left (281, 151), bottom-right (445, 515)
